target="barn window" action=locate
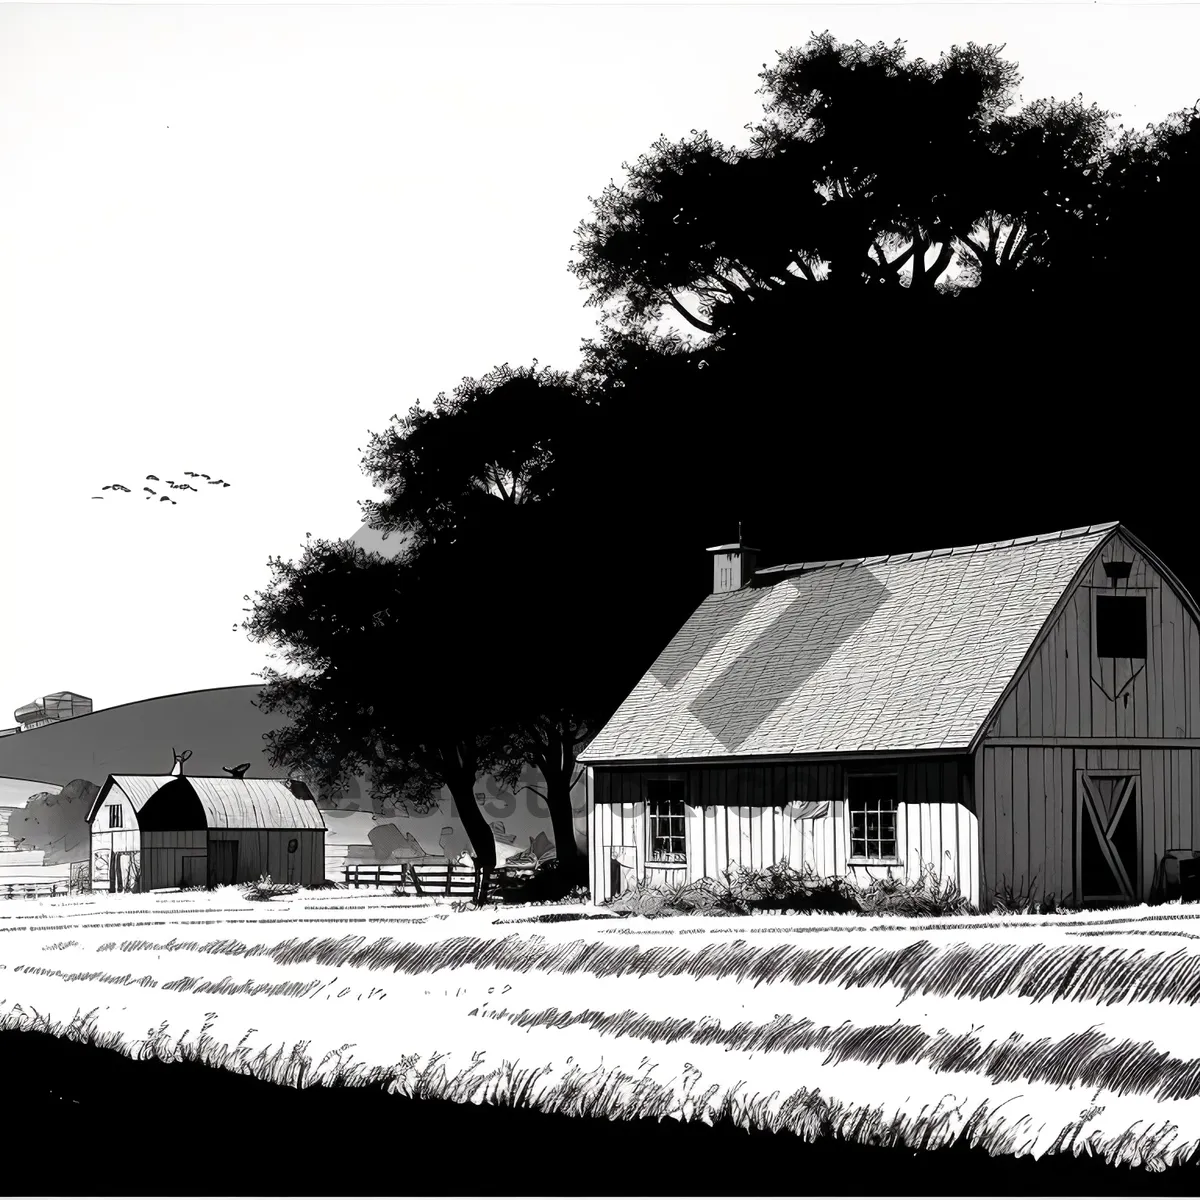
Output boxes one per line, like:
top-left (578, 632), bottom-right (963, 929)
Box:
top-left (848, 775), bottom-right (899, 862)
top-left (107, 804), bottom-right (123, 829)
top-left (1096, 595), bottom-right (1147, 658)
top-left (646, 779), bottom-right (686, 863)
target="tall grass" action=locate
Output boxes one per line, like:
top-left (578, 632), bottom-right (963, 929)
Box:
top-left (0, 1001), bottom-right (1190, 1172)
top-left (108, 929), bottom-right (1200, 1008)
top-left (475, 1003), bottom-right (1200, 1104)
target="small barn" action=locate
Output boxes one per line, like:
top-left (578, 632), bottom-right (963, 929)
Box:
top-left (580, 522), bottom-right (1200, 911)
top-left (87, 774), bottom-right (327, 891)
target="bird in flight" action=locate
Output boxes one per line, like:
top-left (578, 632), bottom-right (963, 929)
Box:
top-left (93, 471), bottom-right (230, 503)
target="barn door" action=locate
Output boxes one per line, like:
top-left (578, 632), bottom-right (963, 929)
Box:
top-left (209, 840), bottom-right (239, 887)
top-left (1076, 770), bottom-right (1141, 906)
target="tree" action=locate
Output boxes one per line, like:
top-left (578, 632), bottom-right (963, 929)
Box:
top-left (570, 32), bottom-right (1119, 338)
top-left (10, 779), bottom-right (99, 866)
top-left (360, 365), bottom-right (607, 884)
top-left (245, 537), bottom-right (508, 901)
top-left (1100, 102), bottom-right (1200, 304)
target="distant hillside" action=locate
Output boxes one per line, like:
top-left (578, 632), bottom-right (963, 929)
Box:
top-left (350, 521), bottom-right (406, 558)
top-left (0, 685), bottom-right (281, 785)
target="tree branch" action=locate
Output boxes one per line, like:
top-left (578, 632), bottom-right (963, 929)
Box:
top-left (665, 292), bottom-right (715, 332)
top-left (1001, 219), bottom-right (1023, 267)
top-left (926, 239), bottom-right (955, 285)
top-left (791, 255), bottom-right (817, 283)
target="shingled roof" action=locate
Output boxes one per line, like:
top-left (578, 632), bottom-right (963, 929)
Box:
top-left (580, 523), bottom-right (1121, 764)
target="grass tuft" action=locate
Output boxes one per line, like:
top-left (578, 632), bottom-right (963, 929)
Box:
top-left (604, 862), bottom-right (976, 918)
top-left (243, 874), bottom-right (301, 902)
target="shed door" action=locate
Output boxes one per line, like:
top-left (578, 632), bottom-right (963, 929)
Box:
top-left (181, 856), bottom-right (206, 888)
top-left (210, 840), bottom-right (239, 887)
top-left (1077, 770), bottom-right (1141, 906)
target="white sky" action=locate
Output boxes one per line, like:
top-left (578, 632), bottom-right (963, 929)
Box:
top-left (1, 0), bottom-right (1197, 717)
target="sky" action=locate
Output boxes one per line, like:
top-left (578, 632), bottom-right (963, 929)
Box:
top-left (1, 0), bottom-right (1197, 717)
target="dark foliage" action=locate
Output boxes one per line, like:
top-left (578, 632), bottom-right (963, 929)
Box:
top-left (604, 863), bottom-right (977, 918)
top-left (490, 860), bottom-right (591, 906)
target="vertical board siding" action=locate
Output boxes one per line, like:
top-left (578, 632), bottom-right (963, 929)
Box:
top-left (1012, 748), bottom-right (1029, 894)
top-left (592, 760), bottom-right (977, 900)
top-left (975, 535), bottom-right (1200, 908)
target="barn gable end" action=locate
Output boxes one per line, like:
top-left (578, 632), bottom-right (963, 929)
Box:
top-left (974, 527), bottom-right (1200, 907)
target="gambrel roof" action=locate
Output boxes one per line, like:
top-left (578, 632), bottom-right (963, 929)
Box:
top-left (580, 523), bottom-right (1124, 765)
top-left (89, 775), bottom-right (325, 830)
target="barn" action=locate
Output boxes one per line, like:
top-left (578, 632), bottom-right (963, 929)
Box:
top-left (87, 774), bottom-right (327, 891)
top-left (579, 522), bottom-right (1200, 911)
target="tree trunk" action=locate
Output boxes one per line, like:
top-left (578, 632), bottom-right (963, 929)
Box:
top-left (544, 765), bottom-right (586, 886)
top-left (445, 773), bottom-right (497, 903)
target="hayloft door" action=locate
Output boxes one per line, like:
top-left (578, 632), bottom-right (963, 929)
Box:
top-left (1076, 770), bottom-right (1141, 906)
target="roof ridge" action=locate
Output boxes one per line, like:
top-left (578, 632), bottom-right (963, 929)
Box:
top-left (754, 521), bottom-right (1119, 578)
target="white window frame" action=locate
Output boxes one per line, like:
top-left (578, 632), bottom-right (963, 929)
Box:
top-left (846, 772), bottom-right (902, 866)
top-left (646, 777), bottom-right (687, 865)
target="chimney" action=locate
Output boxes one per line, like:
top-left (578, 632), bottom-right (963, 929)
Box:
top-left (706, 523), bottom-right (759, 595)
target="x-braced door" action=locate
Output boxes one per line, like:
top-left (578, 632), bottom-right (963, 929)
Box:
top-left (1076, 770), bottom-right (1141, 906)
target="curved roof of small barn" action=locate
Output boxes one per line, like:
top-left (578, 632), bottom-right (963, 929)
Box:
top-left (89, 775), bottom-right (325, 830)
top-left (186, 776), bottom-right (325, 830)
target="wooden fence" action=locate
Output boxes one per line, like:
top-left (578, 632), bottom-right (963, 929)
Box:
top-left (0, 860), bottom-right (87, 900)
top-left (1, 879), bottom-right (71, 900)
top-left (343, 861), bottom-right (476, 896)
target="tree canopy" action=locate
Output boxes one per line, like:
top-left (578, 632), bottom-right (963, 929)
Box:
top-left (249, 32), bottom-right (1200, 905)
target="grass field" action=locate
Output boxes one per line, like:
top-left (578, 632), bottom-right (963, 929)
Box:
top-left (4, 888), bottom-right (1200, 1175)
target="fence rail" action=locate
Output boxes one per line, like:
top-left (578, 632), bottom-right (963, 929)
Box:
top-left (1, 879), bottom-right (71, 900)
top-left (343, 861), bottom-right (476, 896)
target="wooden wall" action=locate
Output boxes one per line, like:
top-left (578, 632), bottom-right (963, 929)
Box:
top-left (143, 830), bottom-right (206, 891)
top-left (206, 829), bottom-right (325, 887)
top-left (588, 758), bottom-right (979, 906)
top-left (977, 531), bottom-right (1200, 908)
top-left (89, 828), bottom-right (139, 891)
top-left (977, 745), bottom-right (1200, 906)
top-left (984, 532), bottom-right (1200, 741)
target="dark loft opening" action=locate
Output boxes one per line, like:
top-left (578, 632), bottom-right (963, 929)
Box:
top-left (1096, 594), bottom-right (1147, 658)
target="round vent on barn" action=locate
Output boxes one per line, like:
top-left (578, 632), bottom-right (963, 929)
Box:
top-left (287, 837), bottom-right (298, 854)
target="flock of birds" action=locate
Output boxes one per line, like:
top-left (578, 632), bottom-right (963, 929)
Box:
top-left (93, 471), bottom-right (232, 504)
